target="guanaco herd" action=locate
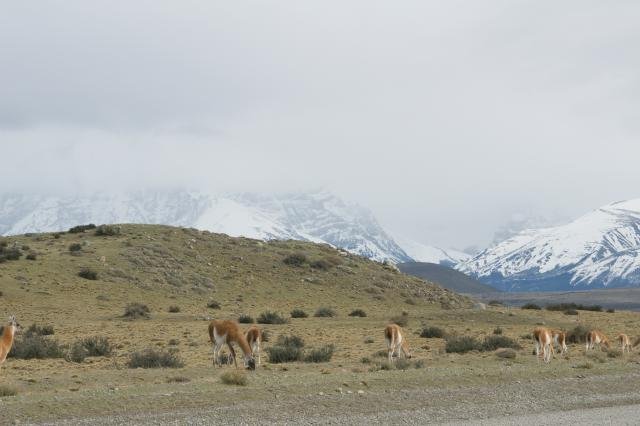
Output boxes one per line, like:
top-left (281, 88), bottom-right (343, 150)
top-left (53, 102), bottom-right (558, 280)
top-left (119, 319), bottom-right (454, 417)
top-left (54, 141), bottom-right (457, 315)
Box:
top-left (0, 315), bottom-right (637, 372)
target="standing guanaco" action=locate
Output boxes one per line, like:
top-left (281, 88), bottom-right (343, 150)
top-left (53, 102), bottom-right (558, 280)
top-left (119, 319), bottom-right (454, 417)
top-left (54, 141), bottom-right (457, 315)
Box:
top-left (208, 320), bottom-right (255, 370)
top-left (0, 316), bottom-right (20, 372)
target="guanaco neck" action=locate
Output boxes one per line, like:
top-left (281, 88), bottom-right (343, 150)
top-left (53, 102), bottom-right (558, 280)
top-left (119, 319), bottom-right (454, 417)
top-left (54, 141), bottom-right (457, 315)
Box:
top-left (236, 335), bottom-right (253, 358)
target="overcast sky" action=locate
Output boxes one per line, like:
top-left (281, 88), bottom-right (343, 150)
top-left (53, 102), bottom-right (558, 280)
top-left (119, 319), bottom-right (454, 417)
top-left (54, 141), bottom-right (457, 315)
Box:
top-left (2, 1), bottom-right (640, 249)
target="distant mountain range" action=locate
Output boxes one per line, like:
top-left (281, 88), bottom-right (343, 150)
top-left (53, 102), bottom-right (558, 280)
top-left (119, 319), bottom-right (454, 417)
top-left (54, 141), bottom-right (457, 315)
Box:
top-left (458, 199), bottom-right (640, 291)
top-left (398, 262), bottom-right (499, 295)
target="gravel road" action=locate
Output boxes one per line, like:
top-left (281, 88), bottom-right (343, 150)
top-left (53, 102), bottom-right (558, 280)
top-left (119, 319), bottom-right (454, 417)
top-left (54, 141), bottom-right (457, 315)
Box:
top-left (36, 372), bottom-right (640, 426)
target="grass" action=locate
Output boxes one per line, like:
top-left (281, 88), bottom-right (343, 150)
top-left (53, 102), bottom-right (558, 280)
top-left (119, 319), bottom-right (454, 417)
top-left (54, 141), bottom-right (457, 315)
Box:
top-left (0, 385), bottom-right (18, 397)
top-left (220, 370), bottom-right (248, 386)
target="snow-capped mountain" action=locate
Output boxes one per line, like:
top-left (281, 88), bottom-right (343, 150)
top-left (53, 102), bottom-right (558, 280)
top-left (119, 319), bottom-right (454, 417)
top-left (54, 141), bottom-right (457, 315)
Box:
top-left (394, 235), bottom-right (470, 266)
top-left (0, 190), bottom-right (411, 263)
top-left (458, 199), bottom-right (640, 291)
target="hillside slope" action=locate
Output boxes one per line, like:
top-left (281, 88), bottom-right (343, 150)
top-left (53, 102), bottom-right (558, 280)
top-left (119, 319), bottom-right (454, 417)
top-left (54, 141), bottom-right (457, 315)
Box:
top-left (459, 199), bottom-right (640, 291)
top-left (0, 224), bottom-right (470, 322)
top-left (398, 262), bottom-right (500, 295)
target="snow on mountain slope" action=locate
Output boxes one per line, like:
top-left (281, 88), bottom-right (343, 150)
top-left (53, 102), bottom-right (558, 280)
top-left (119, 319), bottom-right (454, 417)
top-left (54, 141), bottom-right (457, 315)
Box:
top-left (458, 199), bottom-right (640, 291)
top-left (394, 235), bottom-right (470, 266)
top-left (0, 190), bottom-right (411, 263)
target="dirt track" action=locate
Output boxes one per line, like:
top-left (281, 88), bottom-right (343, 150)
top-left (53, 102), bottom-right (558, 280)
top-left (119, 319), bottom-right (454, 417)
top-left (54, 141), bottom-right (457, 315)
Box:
top-left (38, 372), bottom-right (640, 425)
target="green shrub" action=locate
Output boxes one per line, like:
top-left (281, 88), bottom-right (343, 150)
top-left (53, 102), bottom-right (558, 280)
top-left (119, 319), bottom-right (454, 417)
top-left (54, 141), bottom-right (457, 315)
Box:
top-left (95, 225), bottom-right (121, 236)
top-left (303, 345), bottom-right (335, 363)
top-left (127, 348), bottom-right (184, 368)
top-left (277, 335), bottom-right (305, 348)
top-left (310, 259), bottom-right (332, 270)
top-left (493, 327), bottom-right (503, 335)
top-left (521, 303), bottom-right (541, 310)
top-left (480, 335), bottom-right (521, 351)
top-left (9, 336), bottom-right (65, 359)
top-left (348, 309), bottom-right (367, 317)
top-left (0, 247), bottom-right (22, 262)
top-left (314, 307), bottom-right (336, 318)
top-left (445, 336), bottom-right (479, 354)
top-left (168, 305), bottom-right (181, 313)
top-left (79, 336), bottom-right (113, 357)
top-left (283, 253), bottom-right (307, 266)
top-left (290, 309), bottom-right (308, 318)
top-left (206, 300), bottom-right (221, 310)
top-left (220, 370), bottom-right (248, 386)
top-left (25, 252), bottom-right (37, 261)
top-left (24, 324), bottom-right (54, 337)
top-left (67, 341), bottom-right (88, 363)
top-left (78, 268), bottom-right (98, 280)
top-left (123, 303), bottom-right (150, 319)
top-left (546, 303), bottom-right (602, 312)
top-left (266, 345), bottom-right (303, 363)
top-left (420, 327), bottom-right (446, 338)
top-left (238, 314), bottom-right (254, 324)
top-left (257, 311), bottom-right (288, 324)
top-left (68, 224), bottom-right (96, 233)
top-left (69, 243), bottom-right (82, 252)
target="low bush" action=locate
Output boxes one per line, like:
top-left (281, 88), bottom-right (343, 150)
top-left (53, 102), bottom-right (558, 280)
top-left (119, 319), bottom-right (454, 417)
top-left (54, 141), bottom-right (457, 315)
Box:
top-left (493, 327), bottom-right (503, 335)
top-left (445, 336), bottom-right (479, 354)
top-left (166, 376), bottom-right (190, 383)
top-left (266, 345), bottom-right (303, 363)
top-left (420, 327), bottom-right (446, 339)
top-left (290, 309), bottom-right (308, 318)
top-left (310, 259), bottom-right (332, 271)
top-left (69, 243), bottom-right (82, 252)
top-left (9, 335), bottom-right (65, 359)
top-left (564, 309), bottom-right (578, 315)
top-left (283, 253), bottom-right (307, 266)
top-left (206, 300), bottom-right (221, 310)
top-left (394, 358), bottom-right (411, 370)
top-left (220, 370), bottom-right (248, 386)
top-left (521, 303), bottom-right (541, 310)
top-left (0, 246), bottom-right (22, 262)
top-left (78, 268), bottom-right (98, 280)
top-left (488, 300), bottom-right (504, 307)
top-left (67, 341), bottom-right (88, 363)
top-left (546, 303), bottom-right (602, 312)
top-left (303, 345), bottom-right (335, 363)
top-left (314, 307), bottom-right (336, 318)
top-left (24, 324), bottom-right (54, 337)
top-left (123, 303), bottom-right (150, 319)
top-left (127, 348), bottom-right (184, 368)
top-left (79, 336), bottom-right (113, 357)
top-left (95, 225), bottom-right (121, 236)
top-left (68, 224), bottom-right (96, 233)
top-left (607, 308), bottom-right (616, 313)
top-left (364, 336), bottom-right (374, 344)
top-left (348, 309), bottom-right (367, 317)
top-left (26, 252), bottom-right (37, 261)
top-left (480, 335), bottom-right (521, 351)
top-left (238, 314), bottom-right (254, 324)
top-left (257, 311), bottom-right (288, 324)
top-left (168, 305), bottom-right (181, 313)
top-left (277, 335), bottom-right (305, 348)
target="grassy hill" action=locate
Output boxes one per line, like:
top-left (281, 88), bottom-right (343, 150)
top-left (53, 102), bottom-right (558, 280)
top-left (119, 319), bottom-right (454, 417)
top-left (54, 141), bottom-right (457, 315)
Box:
top-left (398, 262), bottom-right (500, 295)
top-left (1, 224), bottom-right (638, 423)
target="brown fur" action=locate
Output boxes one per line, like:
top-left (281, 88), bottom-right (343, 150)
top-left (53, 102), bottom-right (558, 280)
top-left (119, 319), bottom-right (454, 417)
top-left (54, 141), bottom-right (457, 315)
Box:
top-left (0, 316), bottom-right (19, 371)
top-left (208, 320), bottom-right (255, 370)
top-left (533, 327), bottom-right (552, 363)
top-left (586, 330), bottom-right (610, 351)
top-left (618, 333), bottom-right (631, 353)
top-left (384, 324), bottom-right (411, 362)
top-left (245, 326), bottom-right (262, 366)
top-left (550, 329), bottom-right (568, 356)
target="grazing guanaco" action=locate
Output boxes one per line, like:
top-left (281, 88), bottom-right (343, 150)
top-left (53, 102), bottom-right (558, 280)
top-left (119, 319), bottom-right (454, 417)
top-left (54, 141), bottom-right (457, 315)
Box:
top-left (618, 333), bottom-right (631, 353)
top-left (585, 330), bottom-right (610, 352)
top-left (533, 327), bottom-right (552, 363)
top-left (384, 324), bottom-right (411, 363)
top-left (245, 325), bottom-right (262, 366)
top-left (0, 316), bottom-right (20, 372)
top-left (208, 320), bottom-right (255, 370)
top-left (551, 329), bottom-right (568, 356)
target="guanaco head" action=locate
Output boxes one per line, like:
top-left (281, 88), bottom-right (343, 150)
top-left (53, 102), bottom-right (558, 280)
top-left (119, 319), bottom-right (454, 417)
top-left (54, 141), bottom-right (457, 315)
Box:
top-left (8, 315), bottom-right (21, 333)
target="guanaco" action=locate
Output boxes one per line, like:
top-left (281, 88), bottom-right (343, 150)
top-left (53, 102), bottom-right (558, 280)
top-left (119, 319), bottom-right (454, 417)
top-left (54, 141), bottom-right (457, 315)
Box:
top-left (0, 316), bottom-right (20, 372)
top-left (245, 325), bottom-right (262, 366)
top-left (384, 324), bottom-right (411, 363)
top-left (618, 333), bottom-right (631, 353)
top-left (533, 327), bottom-right (552, 363)
top-left (585, 330), bottom-right (610, 352)
top-left (208, 320), bottom-right (255, 370)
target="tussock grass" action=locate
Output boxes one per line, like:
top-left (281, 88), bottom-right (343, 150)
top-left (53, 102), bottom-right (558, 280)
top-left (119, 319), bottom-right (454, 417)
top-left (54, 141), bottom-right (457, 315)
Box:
top-left (220, 370), bottom-right (248, 386)
top-left (127, 348), bottom-right (184, 368)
